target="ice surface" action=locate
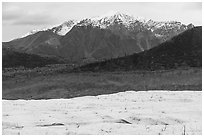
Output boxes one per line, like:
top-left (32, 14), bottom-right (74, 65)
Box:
top-left (2, 91), bottom-right (202, 135)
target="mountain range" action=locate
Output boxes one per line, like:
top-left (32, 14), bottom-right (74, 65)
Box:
top-left (3, 12), bottom-right (195, 66)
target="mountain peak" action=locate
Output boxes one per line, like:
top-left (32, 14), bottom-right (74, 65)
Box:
top-left (91, 11), bottom-right (131, 20)
top-left (76, 11), bottom-right (136, 28)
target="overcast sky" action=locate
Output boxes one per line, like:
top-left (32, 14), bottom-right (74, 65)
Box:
top-left (2, 2), bottom-right (202, 42)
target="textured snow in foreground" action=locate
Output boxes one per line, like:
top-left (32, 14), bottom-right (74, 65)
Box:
top-left (2, 91), bottom-right (202, 135)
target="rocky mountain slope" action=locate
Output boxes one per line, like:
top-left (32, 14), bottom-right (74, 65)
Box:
top-left (76, 26), bottom-right (202, 71)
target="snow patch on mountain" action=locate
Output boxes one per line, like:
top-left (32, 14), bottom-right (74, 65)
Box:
top-left (76, 11), bottom-right (137, 28)
top-left (21, 20), bottom-right (77, 38)
top-left (51, 20), bottom-right (77, 35)
top-left (21, 28), bottom-right (49, 38)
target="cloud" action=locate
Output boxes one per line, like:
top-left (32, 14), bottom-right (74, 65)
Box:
top-left (2, 4), bottom-right (23, 21)
top-left (13, 14), bottom-right (56, 26)
top-left (2, 13), bottom-right (22, 21)
top-left (182, 2), bottom-right (202, 10)
top-left (2, 2), bottom-right (58, 26)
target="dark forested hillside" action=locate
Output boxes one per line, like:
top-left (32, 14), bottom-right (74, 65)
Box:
top-left (2, 48), bottom-right (65, 68)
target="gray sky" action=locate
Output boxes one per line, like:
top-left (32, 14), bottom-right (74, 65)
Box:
top-left (2, 2), bottom-right (202, 42)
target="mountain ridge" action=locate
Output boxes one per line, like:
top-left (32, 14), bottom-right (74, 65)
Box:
top-left (11, 11), bottom-right (194, 41)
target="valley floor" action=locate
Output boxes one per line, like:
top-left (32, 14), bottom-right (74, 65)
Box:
top-left (2, 91), bottom-right (202, 135)
top-left (2, 68), bottom-right (202, 99)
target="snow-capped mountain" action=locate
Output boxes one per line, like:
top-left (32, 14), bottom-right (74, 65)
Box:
top-left (20, 11), bottom-right (193, 40)
top-left (4, 11), bottom-right (195, 65)
top-left (68, 11), bottom-right (193, 44)
top-left (76, 11), bottom-right (191, 30)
